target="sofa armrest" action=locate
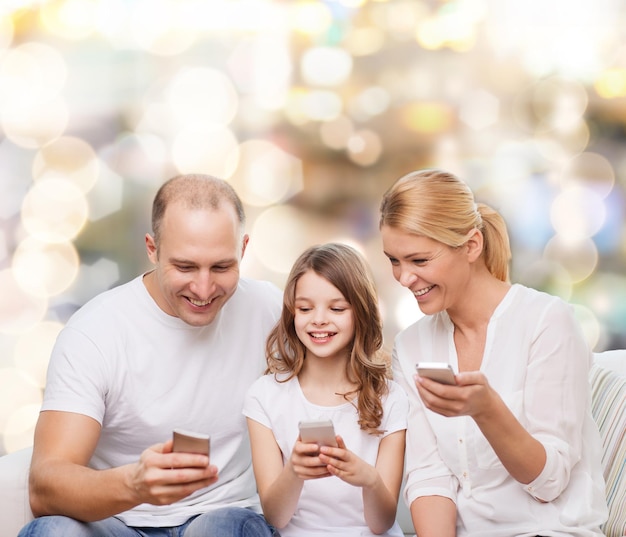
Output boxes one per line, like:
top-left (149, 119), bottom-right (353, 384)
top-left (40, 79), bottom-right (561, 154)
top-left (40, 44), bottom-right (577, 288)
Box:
top-left (0, 446), bottom-right (34, 536)
top-left (591, 351), bottom-right (626, 537)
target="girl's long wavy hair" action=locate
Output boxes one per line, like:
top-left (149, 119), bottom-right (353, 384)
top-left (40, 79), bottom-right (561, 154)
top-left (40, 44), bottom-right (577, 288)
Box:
top-left (380, 169), bottom-right (511, 282)
top-left (266, 243), bottom-right (389, 435)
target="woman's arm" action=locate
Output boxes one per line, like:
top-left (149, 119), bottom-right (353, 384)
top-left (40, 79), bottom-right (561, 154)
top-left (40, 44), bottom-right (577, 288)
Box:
top-left (411, 495), bottom-right (457, 537)
top-left (417, 374), bottom-right (547, 485)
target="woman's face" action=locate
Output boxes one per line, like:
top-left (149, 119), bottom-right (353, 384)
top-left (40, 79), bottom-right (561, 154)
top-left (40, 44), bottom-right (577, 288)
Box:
top-left (381, 225), bottom-right (470, 316)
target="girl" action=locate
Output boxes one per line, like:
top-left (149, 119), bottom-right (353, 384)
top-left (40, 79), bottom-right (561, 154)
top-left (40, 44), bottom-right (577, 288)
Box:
top-left (243, 243), bottom-right (408, 536)
top-left (379, 169), bottom-right (607, 536)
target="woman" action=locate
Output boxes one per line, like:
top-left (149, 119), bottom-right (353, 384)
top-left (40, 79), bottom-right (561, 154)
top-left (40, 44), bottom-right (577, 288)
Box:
top-left (379, 169), bottom-right (607, 536)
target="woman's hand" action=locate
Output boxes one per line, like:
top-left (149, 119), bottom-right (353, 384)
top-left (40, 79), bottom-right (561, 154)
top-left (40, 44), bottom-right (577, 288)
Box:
top-left (414, 371), bottom-right (497, 420)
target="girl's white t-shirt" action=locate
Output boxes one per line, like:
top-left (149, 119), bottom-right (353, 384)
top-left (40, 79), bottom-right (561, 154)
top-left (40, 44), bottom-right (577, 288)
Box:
top-left (243, 374), bottom-right (409, 537)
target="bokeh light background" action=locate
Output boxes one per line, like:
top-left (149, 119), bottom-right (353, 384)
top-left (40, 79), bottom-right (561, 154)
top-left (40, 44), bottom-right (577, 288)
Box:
top-left (1, 0), bottom-right (626, 455)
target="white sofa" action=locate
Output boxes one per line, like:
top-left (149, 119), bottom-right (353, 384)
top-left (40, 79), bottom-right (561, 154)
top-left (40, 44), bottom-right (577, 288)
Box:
top-left (1, 351), bottom-right (624, 537)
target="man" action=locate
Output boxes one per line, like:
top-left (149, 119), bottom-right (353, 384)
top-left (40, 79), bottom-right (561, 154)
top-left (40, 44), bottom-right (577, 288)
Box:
top-left (19, 174), bottom-right (282, 536)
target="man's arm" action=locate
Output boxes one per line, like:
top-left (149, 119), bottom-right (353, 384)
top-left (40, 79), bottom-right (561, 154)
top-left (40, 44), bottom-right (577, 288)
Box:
top-left (28, 410), bottom-right (218, 522)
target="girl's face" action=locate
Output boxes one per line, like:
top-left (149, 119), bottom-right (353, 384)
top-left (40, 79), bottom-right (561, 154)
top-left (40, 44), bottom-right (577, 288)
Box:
top-left (293, 269), bottom-right (355, 362)
top-left (381, 225), bottom-right (470, 316)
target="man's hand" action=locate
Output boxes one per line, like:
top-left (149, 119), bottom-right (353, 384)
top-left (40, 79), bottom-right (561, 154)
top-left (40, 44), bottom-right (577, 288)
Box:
top-left (127, 439), bottom-right (219, 506)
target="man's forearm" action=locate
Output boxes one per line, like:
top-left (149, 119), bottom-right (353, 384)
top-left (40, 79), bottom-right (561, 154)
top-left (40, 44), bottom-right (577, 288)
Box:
top-left (29, 460), bottom-right (139, 521)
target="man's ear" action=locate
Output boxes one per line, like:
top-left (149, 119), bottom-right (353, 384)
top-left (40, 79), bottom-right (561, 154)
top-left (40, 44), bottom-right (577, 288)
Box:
top-left (465, 228), bottom-right (484, 262)
top-left (240, 234), bottom-right (250, 259)
top-left (145, 233), bottom-right (158, 264)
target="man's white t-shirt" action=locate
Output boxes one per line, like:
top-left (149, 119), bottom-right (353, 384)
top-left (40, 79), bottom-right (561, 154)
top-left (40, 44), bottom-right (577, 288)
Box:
top-left (243, 374), bottom-right (409, 536)
top-left (42, 275), bottom-right (282, 527)
top-left (393, 284), bottom-right (608, 537)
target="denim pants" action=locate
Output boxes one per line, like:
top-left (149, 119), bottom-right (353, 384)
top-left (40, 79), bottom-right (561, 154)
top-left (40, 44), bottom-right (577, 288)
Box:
top-left (18, 507), bottom-right (280, 537)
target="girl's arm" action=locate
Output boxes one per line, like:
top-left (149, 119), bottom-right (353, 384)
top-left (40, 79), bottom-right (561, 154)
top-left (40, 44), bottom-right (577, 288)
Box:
top-left (410, 495), bottom-right (457, 537)
top-left (246, 418), bottom-right (331, 529)
top-left (319, 429), bottom-right (406, 535)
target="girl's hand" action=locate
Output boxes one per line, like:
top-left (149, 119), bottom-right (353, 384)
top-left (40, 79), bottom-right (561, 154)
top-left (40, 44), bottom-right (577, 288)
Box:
top-left (318, 436), bottom-right (378, 488)
top-left (414, 371), bottom-right (497, 420)
top-left (289, 436), bottom-right (332, 480)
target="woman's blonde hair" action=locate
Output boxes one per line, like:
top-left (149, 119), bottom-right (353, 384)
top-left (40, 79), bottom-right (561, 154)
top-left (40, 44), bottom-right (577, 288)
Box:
top-left (379, 169), bottom-right (511, 282)
top-left (266, 243), bottom-right (389, 435)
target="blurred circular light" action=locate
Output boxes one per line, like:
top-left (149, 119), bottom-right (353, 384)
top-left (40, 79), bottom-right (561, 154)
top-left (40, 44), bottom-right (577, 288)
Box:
top-left (227, 35), bottom-right (292, 111)
top-left (535, 120), bottom-right (590, 156)
top-left (543, 235), bottom-right (598, 283)
top-left (250, 206), bottom-right (312, 274)
top-left (517, 259), bottom-right (573, 301)
top-left (0, 368), bottom-right (41, 433)
top-left (0, 42), bottom-right (67, 107)
top-left (571, 304), bottom-right (601, 351)
top-left (344, 26), bottom-right (385, 56)
top-left (301, 90), bottom-right (343, 121)
top-left (228, 140), bottom-right (303, 207)
top-left (289, 1), bottom-right (333, 35)
top-left (320, 115), bottom-right (354, 150)
top-left (574, 273), bottom-right (626, 336)
top-left (3, 403), bottom-right (41, 453)
top-left (532, 77), bottom-right (588, 129)
top-left (167, 67), bottom-right (238, 127)
top-left (32, 136), bottom-right (99, 194)
top-left (21, 178), bottom-right (88, 243)
top-left (40, 0), bottom-right (99, 40)
top-left (0, 270), bottom-right (48, 335)
top-left (101, 132), bottom-right (169, 187)
top-left (594, 68), bottom-right (626, 98)
top-left (550, 186), bottom-right (605, 241)
top-left (416, 10), bottom-right (478, 51)
top-left (301, 46), bottom-right (353, 87)
top-left (459, 89), bottom-right (500, 130)
top-left (130, 0), bottom-right (196, 56)
top-left (171, 124), bottom-right (239, 178)
top-left (349, 86), bottom-right (390, 120)
top-left (14, 320), bottom-right (63, 388)
top-left (1, 96), bottom-right (68, 149)
top-left (0, 14), bottom-right (14, 52)
top-left (347, 129), bottom-right (383, 167)
top-left (560, 152), bottom-right (615, 199)
top-left (12, 237), bottom-right (80, 297)
top-left (403, 102), bottom-right (454, 134)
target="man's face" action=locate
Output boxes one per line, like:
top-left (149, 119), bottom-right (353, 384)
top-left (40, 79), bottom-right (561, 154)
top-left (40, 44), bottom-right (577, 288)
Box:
top-left (145, 201), bottom-right (248, 327)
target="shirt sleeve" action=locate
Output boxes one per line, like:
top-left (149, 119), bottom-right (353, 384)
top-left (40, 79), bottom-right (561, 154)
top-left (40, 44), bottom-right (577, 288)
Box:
top-left (519, 297), bottom-right (593, 502)
top-left (242, 375), bottom-right (273, 429)
top-left (392, 341), bottom-right (458, 506)
top-left (42, 326), bottom-right (108, 424)
top-left (381, 380), bottom-right (409, 437)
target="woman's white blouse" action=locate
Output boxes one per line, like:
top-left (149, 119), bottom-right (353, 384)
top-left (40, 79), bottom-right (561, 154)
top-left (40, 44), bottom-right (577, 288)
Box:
top-left (393, 284), bottom-right (607, 537)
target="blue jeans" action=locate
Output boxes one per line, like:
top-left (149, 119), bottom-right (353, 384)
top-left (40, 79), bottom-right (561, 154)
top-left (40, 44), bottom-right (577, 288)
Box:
top-left (18, 507), bottom-right (280, 537)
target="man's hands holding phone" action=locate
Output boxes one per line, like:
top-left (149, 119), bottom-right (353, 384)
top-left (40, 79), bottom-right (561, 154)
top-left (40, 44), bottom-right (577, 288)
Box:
top-left (127, 430), bottom-right (218, 507)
